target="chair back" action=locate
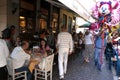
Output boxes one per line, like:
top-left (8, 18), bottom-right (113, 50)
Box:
top-left (7, 57), bottom-right (14, 76)
top-left (45, 54), bottom-right (54, 71)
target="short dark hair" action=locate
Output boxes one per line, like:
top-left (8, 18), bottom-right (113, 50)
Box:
top-left (85, 30), bottom-right (90, 35)
top-left (61, 25), bottom-right (67, 30)
top-left (10, 25), bottom-right (15, 29)
top-left (21, 41), bottom-right (28, 46)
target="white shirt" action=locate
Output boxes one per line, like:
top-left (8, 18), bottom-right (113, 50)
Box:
top-left (57, 32), bottom-right (73, 52)
top-left (85, 33), bottom-right (93, 44)
top-left (11, 47), bottom-right (30, 69)
top-left (0, 39), bottom-right (9, 67)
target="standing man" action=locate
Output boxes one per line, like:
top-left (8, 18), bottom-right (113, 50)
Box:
top-left (94, 29), bottom-right (108, 71)
top-left (2, 25), bottom-right (15, 53)
top-left (0, 32), bottom-right (9, 80)
top-left (57, 26), bottom-right (73, 80)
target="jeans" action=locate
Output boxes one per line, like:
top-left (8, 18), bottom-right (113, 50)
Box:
top-left (117, 59), bottom-right (120, 76)
top-left (15, 66), bottom-right (32, 80)
top-left (94, 48), bottom-right (103, 70)
top-left (107, 53), bottom-right (113, 70)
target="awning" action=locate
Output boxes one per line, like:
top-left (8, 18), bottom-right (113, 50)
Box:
top-left (46, 0), bottom-right (92, 21)
top-left (80, 22), bottom-right (91, 27)
top-left (58, 0), bottom-right (120, 24)
top-left (58, 0), bottom-right (96, 22)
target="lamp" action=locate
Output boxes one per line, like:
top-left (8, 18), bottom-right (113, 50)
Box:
top-left (11, 0), bottom-right (19, 14)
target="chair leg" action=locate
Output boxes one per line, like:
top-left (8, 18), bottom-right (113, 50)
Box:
top-left (45, 72), bottom-right (47, 80)
top-left (13, 75), bottom-right (14, 80)
top-left (25, 72), bottom-right (27, 80)
top-left (50, 71), bottom-right (52, 80)
top-left (35, 70), bottom-right (37, 80)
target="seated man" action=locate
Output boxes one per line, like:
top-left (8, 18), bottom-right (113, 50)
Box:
top-left (11, 41), bottom-right (32, 80)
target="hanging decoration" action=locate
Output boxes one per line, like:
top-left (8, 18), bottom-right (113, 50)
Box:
top-left (91, 0), bottom-right (120, 33)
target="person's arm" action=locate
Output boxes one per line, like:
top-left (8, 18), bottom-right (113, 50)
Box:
top-left (25, 53), bottom-right (31, 61)
top-left (56, 34), bottom-right (60, 49)
top-left (3, 40), bottom-right (9, 58)
top-left (69, 35), bottom-right (73, 53)
top-left (90, 34), bottom-right (94, 47)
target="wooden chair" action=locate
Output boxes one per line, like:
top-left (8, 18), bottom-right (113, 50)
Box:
top-left (7, 57), bottom-right (27, 80)
top-left (34, 54), bottom-right (54, 80)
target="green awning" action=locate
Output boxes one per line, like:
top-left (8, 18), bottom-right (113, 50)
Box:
top-left (79, 22), bottom-right (91, 28)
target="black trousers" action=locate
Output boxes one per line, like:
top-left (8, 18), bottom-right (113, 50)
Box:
top-left (0, 66), bottom-right (8, 80)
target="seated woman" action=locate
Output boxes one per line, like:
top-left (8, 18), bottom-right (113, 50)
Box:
top-left (10, 41), bottom-right (32, 80)
top-left (39, 39), bottom-right (51, 57)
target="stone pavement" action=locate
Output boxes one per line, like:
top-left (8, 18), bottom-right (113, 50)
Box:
top-left (52, 52), bottom-right (114, 80)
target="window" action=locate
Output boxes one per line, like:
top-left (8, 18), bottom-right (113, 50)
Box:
top-left (20, 16), bottom-right (26, 33)
top-left (63, 14), bottom-right (67, 27)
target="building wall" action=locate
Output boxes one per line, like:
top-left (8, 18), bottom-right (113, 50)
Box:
top-left (7, 0), bottom-right (19, 39)
top-left (0, 0), bottom-right (19, 39)
top-left (0, 0), bottom-right (7, 32)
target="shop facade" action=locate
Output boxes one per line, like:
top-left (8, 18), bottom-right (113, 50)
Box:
top-left (0, 0), bottom-right (77, 40)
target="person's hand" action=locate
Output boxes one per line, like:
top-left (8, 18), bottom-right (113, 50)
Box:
top-left (68, 51), bottom-right (72, 55)
top-left (29, 50), bottom-right (32, 54)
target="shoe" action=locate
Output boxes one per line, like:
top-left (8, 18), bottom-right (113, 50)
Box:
top-left (86, 60), bottom-right (89, 63)
top-left (94, 61), bottom-right (97, 66)
top-left (59, 75), bottom-right (64, 80)
top-left (84, 59), bottom-right (89, 63)
top-left (97, 67), bottom-right (102, 71)
top-left (64, 73), bottom-right (66, 75)
top-left (60, 78), bottom-right (64, 80)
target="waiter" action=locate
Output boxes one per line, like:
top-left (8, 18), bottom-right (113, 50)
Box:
top-left (57, 26), bottom-right (73, 80)
top-left (0, 32), bottom-right (9, 80)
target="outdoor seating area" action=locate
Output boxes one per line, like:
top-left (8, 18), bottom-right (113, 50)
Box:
top-left (7, 51), bottom-right (54, 80)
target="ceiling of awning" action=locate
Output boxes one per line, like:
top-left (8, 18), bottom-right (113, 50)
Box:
top-left (46, 0), bottom-right (92, 21)
top-left (58, 0), bottom-right (96, 23)
top-left (58, 0), bottom-right (118, 23)
top-left (46, 0), bottom-right (117, 26)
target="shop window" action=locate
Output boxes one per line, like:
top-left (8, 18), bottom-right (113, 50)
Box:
top-left (63, 14), bottom-right (67, 27)
top-left (19, 16), bottom-right (34, 33)
top-left (39, 19), bottom-right (47, 29)
top-left (68, 17), bottom-right (72, 33)
top-left (27, 18), bottom-right (33, 33)
top-left (51, 13), bottom-right (58, 33)
top-left (20, 16), bottom-right (26, 33)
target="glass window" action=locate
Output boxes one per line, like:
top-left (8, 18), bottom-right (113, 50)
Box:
top-left (63, 14), bottom-right (67, 27)
top-left (20, 16), bottom-right (26, 33)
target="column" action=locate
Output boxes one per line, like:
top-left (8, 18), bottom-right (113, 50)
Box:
top-left (0, 0), bottom-right (7, 32)
top-left (7, 0), bottom-right (19, 39)
top-left (36, 0), bottom-right (41, 32)
top-left (47, 3), bottom-right (53, 29)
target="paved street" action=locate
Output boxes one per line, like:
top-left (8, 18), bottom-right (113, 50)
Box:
top-left (53, 52), bottom-right (114, 80)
